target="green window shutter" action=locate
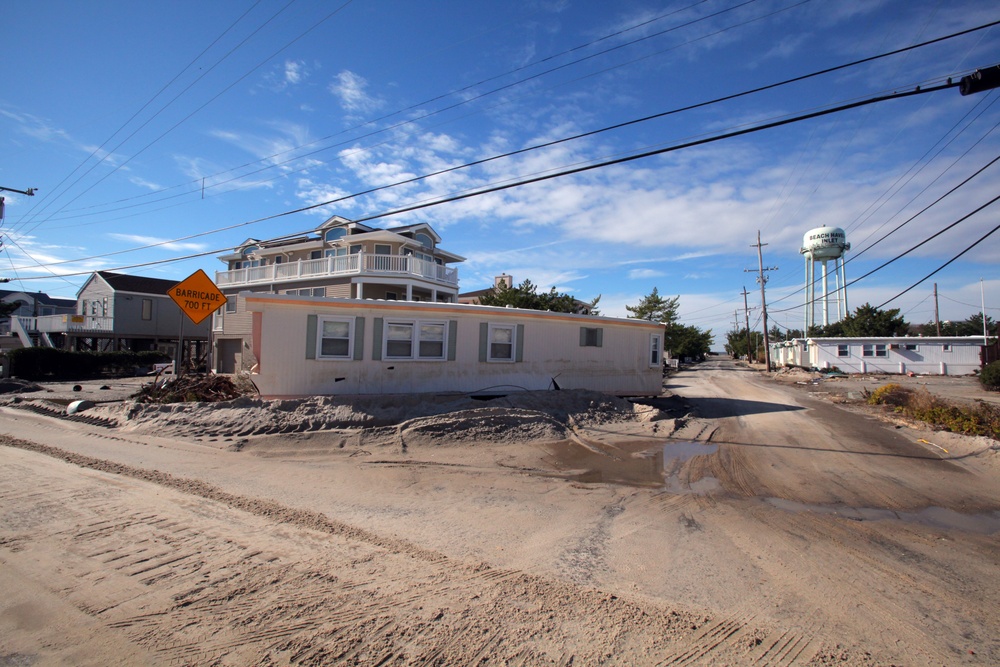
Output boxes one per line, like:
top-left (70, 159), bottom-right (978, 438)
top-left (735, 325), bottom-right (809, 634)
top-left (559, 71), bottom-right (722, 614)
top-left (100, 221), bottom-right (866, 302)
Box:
top-left (372, 317), bottom-right (384, 361)
top-left (596, 328), bottom-right (603, 348)
top-left (515, 324), bottom-right (525, 362)
top-left (478, 322), bottom-right (488, 362)
top-left (447, 320), bottom-right (458, 361)
top-left (353, 317), bottom-right (366, 360)
top-left (305, 314), bottom-right (317, 359)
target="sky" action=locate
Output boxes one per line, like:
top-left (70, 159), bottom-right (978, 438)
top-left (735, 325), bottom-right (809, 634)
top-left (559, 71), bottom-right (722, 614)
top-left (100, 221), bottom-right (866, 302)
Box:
top-left (1, 0), bottom-right (999, 348)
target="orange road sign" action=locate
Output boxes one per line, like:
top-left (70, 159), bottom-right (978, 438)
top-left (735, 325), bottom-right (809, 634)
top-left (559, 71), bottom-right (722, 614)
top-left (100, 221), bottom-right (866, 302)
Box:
top-left (169, 269), bottom-right (227, 325)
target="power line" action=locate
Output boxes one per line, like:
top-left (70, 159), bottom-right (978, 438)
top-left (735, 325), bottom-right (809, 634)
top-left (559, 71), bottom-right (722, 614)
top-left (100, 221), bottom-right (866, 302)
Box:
top-left (4, 80), bottom-right (968, 280)
top-left (11, 13), bottom-right (998, 235)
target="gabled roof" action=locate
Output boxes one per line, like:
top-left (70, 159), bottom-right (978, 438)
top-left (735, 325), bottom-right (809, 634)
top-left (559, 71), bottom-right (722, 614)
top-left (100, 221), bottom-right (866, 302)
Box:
top-left (0, 289), bottom-right (76, 307)
top-left (86, 271), bottom-right (181, 297)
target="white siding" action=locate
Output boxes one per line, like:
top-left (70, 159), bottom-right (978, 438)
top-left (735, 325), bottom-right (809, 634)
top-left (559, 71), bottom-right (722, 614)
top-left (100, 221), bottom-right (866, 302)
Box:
top-left (246, 296), bottom-right (663, 397)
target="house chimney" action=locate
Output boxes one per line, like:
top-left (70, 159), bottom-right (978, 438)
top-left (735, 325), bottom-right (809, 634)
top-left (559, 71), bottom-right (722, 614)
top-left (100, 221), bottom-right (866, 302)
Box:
top-left (495, 273), bottom-right (512, 289)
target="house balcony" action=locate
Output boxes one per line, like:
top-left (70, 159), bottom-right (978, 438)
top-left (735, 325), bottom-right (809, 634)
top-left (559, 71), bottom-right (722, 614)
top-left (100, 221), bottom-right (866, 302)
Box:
top-left (11, 314), bottom-right (114, 348)
top-left (215, 253), bottom-right (460, 290)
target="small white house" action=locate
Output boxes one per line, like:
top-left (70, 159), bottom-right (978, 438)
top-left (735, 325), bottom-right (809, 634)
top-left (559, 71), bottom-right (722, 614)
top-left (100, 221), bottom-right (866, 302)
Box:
top-left (772, 336), bottom-right (986, 376)
top-left (242, 294), bottom-right (665, 397)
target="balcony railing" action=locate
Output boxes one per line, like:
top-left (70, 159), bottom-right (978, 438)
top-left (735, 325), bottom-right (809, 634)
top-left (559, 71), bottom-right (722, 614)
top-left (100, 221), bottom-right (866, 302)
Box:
top-left (215, 253), bottom-right (459, 288)
top-left (18, 314), bottom-right (114, 333)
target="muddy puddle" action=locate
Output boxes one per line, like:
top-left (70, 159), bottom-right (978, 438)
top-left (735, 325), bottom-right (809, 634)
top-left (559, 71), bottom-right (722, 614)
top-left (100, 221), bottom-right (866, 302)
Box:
top-left (765, 497), bottom-right (1000, 534)
top-left (542, 440), bottom-right (719, 492)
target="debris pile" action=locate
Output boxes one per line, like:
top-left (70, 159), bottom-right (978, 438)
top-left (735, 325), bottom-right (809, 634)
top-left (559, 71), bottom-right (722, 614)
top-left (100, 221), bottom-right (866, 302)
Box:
top-left (132, 374), bottom-right (255, 404)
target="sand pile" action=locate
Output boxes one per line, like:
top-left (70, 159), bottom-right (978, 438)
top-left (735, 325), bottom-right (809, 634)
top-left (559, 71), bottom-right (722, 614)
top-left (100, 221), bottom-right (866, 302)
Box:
top-left (91, 389), bottom-right (668, 445)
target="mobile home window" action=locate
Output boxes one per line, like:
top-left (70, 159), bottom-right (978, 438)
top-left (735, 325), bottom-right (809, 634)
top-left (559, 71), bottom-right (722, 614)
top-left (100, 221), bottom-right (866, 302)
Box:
top-left (580, 327), bottom-right (603, 347)
top-left (904, 344), bottom-right (918, 351)
top-left (384, 320), bottom-right (447, 360)
top-left (649, 334), bottom-right (662, 367)
top-left (489, 324), bottom-right (515, 361)
top-left (837, 344), bottom-right (849, 357)
top-left (862, 344), bottom-right (887, 357)
top-left (318, 317), bottom-right (353, 358)
top-left (942, 344), bottom-right (952, 352)
top-left (141, 298), bottom-right (152, 320)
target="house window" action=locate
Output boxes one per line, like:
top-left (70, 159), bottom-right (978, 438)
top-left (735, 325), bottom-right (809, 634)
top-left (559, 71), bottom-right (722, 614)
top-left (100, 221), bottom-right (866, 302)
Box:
top-left (318, 317), bottom-right (353, 358)
top-left (415, 232), bottom-right (433, 248)
top-left (141, 298), bottom-right (152, 321)
top-left (386, 322), bottom-right (413, 358)
top-left (310, 250), bottom-right (322, 260)
top-left (225, 299), bottom-right (237, 313)
top-left (580, 327), bottom-right (603, 347)
top-left (862, 344), bottom-right (887, 357)
top-left (384, 320), bottom-right (447, 360)
top-left (650, 334), bottom-right (662, 367)
top-left (837, 344), bottom-right (849, 357)
top-left (904, 344), bottom-right (918, 351)
top-left (385, 292), bottom-right (398, 300)
top-left (943, 344), bottom-right (952, 352)
top-left (325, 228), bottom-right (347, 242)
top-left (489, 324), bottom-right (515, 362)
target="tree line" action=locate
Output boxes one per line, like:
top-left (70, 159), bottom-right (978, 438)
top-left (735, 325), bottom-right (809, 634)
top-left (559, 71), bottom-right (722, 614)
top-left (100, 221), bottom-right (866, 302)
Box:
top-left (478, 280), bottom-right (713, 361)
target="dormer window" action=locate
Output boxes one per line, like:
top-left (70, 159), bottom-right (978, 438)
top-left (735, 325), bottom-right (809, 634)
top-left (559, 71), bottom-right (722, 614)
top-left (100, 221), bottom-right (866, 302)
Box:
top-left (415, 232), bottom-right (433, 249)
top-left (325, 228), bottom-right (348, 243)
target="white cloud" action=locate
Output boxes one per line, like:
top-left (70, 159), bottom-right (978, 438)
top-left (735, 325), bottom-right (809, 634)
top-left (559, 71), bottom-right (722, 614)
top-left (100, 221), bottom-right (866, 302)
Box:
top-left (108, 233), bottom-right (207, 252)
top-left (628, 268), bottom-right (665, 279)
top-left (330, 70), bottom-right (383, 114)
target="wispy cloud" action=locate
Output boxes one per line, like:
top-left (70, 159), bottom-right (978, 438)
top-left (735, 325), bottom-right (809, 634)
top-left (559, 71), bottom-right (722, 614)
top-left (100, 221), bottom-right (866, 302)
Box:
top-left (108, 233), bottom-right (207, 252)
top-left (329, 70), bottom-right (383, 115)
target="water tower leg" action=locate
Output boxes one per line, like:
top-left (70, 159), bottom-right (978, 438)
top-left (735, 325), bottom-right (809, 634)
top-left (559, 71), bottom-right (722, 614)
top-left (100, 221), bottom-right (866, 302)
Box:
top-left (822, 260), bottom-right (829, 326)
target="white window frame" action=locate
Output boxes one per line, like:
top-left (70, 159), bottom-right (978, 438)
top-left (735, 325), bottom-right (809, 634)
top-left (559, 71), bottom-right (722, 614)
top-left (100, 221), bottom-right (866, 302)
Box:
top-left (383, 319), bottom-right (448, 361)
top-left (141, 298), bottom-right (153, 321)
top-left (942, 344), bottom-right (952, 352)
top-left (837, 344), bottom-right (849, 357)
top-left (488, 323), bottom-right (516, 363)
top-left (649, 333), bottom-right (662, 367)
top-left (316, 316), bottom-right (354, 360)
top-left (862, 344), bottom-right (888, 358)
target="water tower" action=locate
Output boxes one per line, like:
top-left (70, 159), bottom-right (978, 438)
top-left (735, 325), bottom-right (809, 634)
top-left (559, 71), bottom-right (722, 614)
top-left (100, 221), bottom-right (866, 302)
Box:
top-left (801, 226), bottom-right (850, 332)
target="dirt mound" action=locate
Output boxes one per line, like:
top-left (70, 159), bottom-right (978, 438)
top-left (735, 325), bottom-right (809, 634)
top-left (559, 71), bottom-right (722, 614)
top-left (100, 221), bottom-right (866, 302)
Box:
top-left (0, 378), bottom-right (45, 395)
top-left (93, 389), bottom-right (664, 445)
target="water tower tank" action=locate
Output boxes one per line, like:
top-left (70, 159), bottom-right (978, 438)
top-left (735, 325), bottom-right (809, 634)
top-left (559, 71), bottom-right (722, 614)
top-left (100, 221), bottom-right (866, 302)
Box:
top-left (801, 226), bottom-right (848, 259)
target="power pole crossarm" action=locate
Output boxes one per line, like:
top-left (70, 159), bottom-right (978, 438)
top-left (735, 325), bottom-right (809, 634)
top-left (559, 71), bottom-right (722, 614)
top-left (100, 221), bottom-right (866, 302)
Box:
top-left (0, 186), bottom-right (37, 196)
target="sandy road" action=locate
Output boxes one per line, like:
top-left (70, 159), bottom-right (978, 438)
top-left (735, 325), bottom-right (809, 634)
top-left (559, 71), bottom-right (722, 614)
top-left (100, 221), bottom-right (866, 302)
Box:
top-left (1, 360), bottom-right (998, 665)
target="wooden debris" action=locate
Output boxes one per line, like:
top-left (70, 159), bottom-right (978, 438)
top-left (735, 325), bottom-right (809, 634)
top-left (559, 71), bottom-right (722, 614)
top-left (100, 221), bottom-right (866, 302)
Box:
top-left (132, 374), bottom-right (253, 404)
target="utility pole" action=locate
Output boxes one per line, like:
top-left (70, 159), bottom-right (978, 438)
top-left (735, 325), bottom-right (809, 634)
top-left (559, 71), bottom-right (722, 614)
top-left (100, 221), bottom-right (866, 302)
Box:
top-left (741, 287), bottom-right (753, 362)
top-left (746, 231), bottom-right (778, 371)
top-left (934, 283), bottom-right (941, 336)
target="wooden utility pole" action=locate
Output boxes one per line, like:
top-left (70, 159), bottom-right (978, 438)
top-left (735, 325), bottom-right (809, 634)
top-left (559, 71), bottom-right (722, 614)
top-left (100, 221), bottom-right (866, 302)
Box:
top-left (741, 287), bottom-right (753, 362)
top-left (934, 283), bottom-right (941, 336)
top-left (747, 231), bottom-right (778, 371)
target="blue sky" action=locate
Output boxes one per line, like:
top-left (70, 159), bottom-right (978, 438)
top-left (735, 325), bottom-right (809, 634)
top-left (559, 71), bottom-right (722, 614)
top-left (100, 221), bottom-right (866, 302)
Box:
top-left (2, 0), bottom-right (998, 347)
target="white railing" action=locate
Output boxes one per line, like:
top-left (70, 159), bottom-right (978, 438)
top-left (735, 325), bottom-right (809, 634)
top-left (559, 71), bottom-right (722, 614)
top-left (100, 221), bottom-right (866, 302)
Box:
top-left (215, 253), bottom-right (459, 288)
top-left (19, 314), bottom-right (115, 333)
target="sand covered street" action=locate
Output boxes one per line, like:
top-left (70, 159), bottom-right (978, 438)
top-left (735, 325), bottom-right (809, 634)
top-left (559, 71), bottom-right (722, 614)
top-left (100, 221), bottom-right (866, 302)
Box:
top-left (1, 359), bottom-right (998, 665)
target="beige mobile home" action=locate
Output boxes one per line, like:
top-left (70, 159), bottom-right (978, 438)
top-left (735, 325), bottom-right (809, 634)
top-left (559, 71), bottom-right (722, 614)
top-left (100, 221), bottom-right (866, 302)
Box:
top-left (243, 294), bottom-right (665, 397)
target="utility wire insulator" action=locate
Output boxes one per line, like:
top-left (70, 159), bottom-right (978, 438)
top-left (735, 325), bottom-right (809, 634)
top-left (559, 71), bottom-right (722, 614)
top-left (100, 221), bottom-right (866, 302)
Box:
top-left (960, 64), bottom-right (1000, 95)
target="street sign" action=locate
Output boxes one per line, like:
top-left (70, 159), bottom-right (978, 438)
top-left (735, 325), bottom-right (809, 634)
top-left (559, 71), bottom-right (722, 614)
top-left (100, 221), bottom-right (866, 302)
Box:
top-left (169, 269), bottom-right (227, 325)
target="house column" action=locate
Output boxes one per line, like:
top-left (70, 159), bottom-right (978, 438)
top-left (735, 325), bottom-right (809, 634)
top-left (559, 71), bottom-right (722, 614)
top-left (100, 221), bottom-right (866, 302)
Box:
top-left (354, 280), bottom-right (364, 299)
top-left (431, 288), bottom-right (438, 302)
top-left (406, 284), bottom-right (413, 301)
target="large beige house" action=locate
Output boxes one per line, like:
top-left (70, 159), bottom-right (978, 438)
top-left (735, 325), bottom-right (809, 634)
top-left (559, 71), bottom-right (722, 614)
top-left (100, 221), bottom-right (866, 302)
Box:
top-left (212, 215), bottom-right (465, 373)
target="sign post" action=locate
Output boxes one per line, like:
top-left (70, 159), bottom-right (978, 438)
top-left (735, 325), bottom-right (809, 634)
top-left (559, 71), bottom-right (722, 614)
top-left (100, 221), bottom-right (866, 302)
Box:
top-left (168, 269), bottom-right (227, 374)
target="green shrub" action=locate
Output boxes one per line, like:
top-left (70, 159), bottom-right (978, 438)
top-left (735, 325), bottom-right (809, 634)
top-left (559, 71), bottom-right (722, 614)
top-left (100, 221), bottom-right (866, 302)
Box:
top-left (9, 348), bottom-right (171, 380)
top-left (866, 383), bottom-right (910, 406)
top-left (981, 361), bottom-right (1000, 391)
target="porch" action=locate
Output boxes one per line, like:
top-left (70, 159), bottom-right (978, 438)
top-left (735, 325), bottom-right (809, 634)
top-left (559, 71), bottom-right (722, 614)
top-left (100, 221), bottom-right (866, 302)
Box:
top-left (216, 253), bottom-right (459, 289)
